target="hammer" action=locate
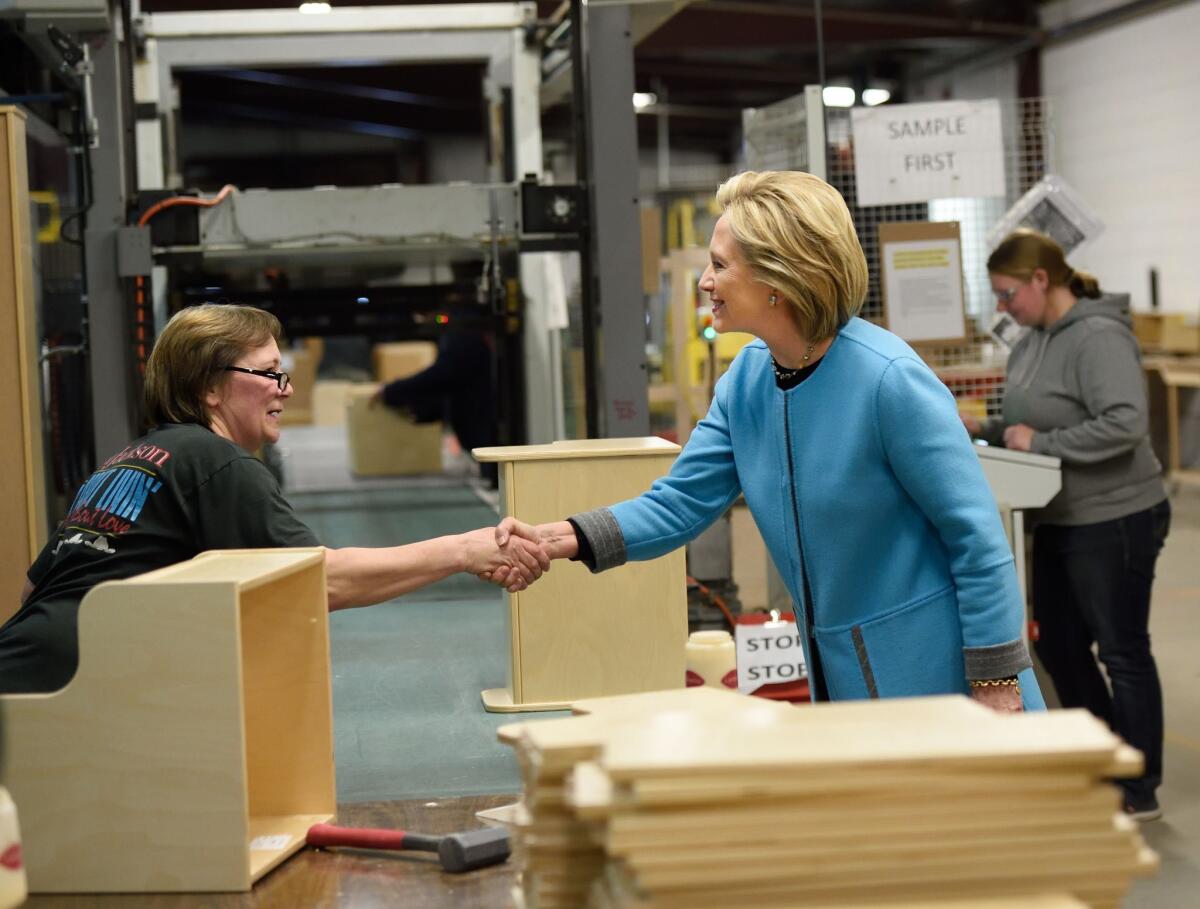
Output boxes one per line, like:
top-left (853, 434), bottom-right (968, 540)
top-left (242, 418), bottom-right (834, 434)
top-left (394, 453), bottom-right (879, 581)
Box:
top-left (306, 822), bottom-right (510, 873)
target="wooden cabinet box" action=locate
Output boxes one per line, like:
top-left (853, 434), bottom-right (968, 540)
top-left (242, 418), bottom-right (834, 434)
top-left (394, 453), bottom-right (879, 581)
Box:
top-left (474, 438), bottom-right (687, 711)
top-left (278, 347), bottom-right (318, 425)
top-left (1132, 313), bottom-right (1200, 353)
top-left (345, 385), bottom-right (443, 476)
top-left (0, 549), bottom-right (335, 893)
top-left (371, 341), bottom-right (437, 383)
top-left (311, 379), bottom-right (358, 426)
top-left (0, 107), bottom-right (48, 621)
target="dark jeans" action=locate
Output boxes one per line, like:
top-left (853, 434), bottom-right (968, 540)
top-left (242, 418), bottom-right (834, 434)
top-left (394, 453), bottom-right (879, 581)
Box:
top-left (1032, 499), bottom-right (1171, 804)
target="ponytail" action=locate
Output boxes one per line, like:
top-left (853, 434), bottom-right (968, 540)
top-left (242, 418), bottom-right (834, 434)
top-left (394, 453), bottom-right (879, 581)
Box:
top-left (1067, 269), bottom-right (1102, 299)
top-left (988, 229), bottom-right (1102, 298)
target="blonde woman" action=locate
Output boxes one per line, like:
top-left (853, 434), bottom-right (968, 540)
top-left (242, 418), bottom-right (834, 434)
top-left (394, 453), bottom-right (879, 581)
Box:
top-left (492, 171), bottom-right (1043, 713)
top-left (971, 229), bottom-right (1169, 820)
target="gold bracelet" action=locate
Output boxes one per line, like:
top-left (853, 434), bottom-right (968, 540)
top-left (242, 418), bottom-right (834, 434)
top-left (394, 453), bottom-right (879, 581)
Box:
top-left (968, 677), bottom-right (1020, 688)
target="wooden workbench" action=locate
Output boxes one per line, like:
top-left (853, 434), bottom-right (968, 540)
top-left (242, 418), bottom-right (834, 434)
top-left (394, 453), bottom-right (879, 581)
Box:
top-left (22, 795), bottom-right (519, 909)
top-left (1143, 354), bottom-right (1200, 484)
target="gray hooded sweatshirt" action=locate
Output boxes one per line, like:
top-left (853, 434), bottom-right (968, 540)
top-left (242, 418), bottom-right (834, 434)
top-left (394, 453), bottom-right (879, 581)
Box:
top-left (979, 293), bottom-right (1166, 526)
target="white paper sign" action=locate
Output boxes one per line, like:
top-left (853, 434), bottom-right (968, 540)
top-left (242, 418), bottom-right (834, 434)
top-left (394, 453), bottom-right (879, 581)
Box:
top-left (851, 100), bottom-right (1005, 206)
top-left (882, 237), bottom-right (966, 343)
top-left (734, 620), bottom-right (807, 695)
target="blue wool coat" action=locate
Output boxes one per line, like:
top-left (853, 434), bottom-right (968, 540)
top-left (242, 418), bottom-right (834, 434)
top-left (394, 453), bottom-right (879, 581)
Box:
top-left (598, 318), bottom-right (1044, 708)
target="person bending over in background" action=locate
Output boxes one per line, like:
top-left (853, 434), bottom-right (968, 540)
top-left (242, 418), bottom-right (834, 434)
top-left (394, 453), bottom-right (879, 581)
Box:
top-left (965, 229), bottom-right (1169, 821)
top-left (489, 170), bottom-right (1043, 714)
top-left (372, 325), bottom-right (498, 487)
top-left (0, 304), bottom-right (548, 695)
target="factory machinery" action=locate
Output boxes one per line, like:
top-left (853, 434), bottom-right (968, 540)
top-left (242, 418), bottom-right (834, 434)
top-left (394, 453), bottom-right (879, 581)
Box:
top-left (1, 0), bottom-right (663, 484)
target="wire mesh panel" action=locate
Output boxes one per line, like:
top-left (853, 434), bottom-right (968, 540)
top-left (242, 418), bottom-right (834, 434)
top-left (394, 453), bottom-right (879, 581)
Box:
top-left (743, 93), bottom-right (814, 173)
top-left (825, 97), bottom-right (1055, 419)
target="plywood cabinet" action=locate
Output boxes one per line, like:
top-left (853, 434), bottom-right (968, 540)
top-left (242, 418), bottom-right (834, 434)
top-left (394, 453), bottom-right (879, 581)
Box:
top-left (474, 438), bottom-right (687, 711)
top-left (0, 106), bottom-right (48, 618)
top-left (0, 548), bottom-right (335, 893)
top-left (345, 384), bottom-right (443, 476)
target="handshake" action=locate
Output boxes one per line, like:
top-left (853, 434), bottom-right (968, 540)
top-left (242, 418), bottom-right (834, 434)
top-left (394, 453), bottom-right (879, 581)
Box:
top-left (462, 517), bottom-right (581, 593)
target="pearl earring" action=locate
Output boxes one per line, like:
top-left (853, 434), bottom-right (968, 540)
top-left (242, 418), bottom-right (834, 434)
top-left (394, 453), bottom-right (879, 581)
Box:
top-left (769, 293), bottom-right (778, 307)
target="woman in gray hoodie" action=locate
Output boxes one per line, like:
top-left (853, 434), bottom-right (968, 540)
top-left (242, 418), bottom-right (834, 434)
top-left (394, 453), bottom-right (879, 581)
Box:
top-left (966, 229), bottom-right (1170, 821)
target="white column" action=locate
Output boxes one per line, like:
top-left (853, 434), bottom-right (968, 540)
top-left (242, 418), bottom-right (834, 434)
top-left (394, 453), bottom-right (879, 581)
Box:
top-left (511, 27), bottom-right (565, 442)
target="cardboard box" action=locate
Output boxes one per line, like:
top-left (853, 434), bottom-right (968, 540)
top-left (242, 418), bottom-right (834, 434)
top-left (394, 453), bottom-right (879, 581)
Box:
top-left (345, 385), bottom-right (443, 476)
top-left (372, 341), bottom-right (437, 383)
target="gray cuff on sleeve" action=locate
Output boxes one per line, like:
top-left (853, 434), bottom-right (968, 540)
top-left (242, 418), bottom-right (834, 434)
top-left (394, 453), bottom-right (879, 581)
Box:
top-left (963, 639), bottom-right (1032, 680)
top-left (568, 507), bottom-right (627, 573)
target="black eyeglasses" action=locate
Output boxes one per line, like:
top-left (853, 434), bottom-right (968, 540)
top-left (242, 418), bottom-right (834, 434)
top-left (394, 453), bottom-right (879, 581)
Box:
top-left (223, 365), bottom-right (291, 390)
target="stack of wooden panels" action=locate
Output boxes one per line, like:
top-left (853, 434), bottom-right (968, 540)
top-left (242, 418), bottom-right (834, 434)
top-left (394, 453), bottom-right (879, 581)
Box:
top-left (498, 688), bottom-right (1156, 909)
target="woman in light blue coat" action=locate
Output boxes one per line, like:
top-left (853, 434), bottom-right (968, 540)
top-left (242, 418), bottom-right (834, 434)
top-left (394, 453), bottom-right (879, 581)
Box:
top-left (492, 171), bottom-right (1042, 712)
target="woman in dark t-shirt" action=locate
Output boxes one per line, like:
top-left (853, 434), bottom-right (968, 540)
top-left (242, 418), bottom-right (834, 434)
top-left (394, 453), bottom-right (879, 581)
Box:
top-left (1, 304), bottom-right (549, 693)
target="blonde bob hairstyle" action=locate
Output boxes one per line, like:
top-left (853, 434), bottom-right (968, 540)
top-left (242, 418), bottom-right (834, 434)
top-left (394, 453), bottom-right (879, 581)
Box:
top-left (987, 228), bottom-right (1102, 300)
top-left (144, 303), bottom-right (283, 427)
top-left (715, 170), bottom-right (868, 341)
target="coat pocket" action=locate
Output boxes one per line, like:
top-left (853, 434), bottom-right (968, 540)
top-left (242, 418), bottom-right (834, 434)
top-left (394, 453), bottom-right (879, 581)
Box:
top-left (814, 587), bottom-right (966, 700)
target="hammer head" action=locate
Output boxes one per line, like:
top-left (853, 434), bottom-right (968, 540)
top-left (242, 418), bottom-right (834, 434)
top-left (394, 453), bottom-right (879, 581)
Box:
top-left (436, 826), bottom-right (511, 873)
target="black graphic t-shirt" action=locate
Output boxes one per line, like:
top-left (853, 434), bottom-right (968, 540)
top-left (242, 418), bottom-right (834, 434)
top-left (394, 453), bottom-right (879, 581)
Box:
top-left (1, 423), bottom-right (320, 693)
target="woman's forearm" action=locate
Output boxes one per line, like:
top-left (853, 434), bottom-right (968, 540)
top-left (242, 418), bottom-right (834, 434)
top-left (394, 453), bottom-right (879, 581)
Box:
top-left (538, 521), bottom-right (580, 560)
top-left (323, 538), bottom-right (467, 610)
top-left (324, 525), bottom-right (551, 609)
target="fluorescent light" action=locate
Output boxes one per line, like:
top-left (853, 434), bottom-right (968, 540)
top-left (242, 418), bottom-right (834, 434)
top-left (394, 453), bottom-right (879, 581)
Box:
top-left (632, 92), bottom-right (658, 110)
top-left (298, 2), bottom-right (332, 13)
top-left (863, 88), bottom-right (891, 106)
top-left (822, 86), bottom-right (855, 108)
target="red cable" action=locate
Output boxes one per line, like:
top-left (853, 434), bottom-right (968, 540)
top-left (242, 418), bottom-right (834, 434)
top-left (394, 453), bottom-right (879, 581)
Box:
top-left (687, 575), bottom-right (738, 631)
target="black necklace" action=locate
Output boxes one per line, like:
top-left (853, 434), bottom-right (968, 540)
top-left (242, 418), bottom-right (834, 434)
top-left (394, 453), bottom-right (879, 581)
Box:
top-left (772, 343), bottom-right (817, 381)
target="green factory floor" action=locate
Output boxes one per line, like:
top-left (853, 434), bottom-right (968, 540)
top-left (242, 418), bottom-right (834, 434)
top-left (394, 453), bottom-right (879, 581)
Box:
top-left (297, 485), bottom-right (540, 802)
top-left (278, 426), bottom-right (1200, 906)
top-left (278, 426), bottom-right (567, 804)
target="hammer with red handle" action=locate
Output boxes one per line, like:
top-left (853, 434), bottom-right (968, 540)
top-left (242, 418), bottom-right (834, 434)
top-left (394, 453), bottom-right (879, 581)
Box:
top-left (306, 823), bottom-right (510, 873)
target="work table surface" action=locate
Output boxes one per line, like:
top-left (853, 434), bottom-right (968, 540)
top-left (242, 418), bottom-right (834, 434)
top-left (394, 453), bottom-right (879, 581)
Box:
top-left (23, 795), bottom-right (518, 909)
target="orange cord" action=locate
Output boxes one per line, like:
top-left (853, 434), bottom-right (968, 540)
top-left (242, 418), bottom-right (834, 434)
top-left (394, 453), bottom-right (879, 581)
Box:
top-left (137, 183), bottom-right (236, 228)
top-left (132, 185), bottom-right (237, 373)
top-left (687, 575), bottom-right (738, 631)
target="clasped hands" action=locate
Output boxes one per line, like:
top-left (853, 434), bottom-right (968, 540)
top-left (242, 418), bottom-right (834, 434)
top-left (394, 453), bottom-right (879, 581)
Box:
top-left (472, 517), bottom-right (578, 591)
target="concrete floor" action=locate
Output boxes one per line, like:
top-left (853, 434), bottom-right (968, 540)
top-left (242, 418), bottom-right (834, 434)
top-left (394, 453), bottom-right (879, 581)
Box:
top-left (278, 426), bottom-right (1200, 906)
top-left (1124, 483), bottom-right (1200, 906)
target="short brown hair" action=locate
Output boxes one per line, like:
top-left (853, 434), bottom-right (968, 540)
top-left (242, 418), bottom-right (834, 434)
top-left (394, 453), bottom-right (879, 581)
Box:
top-left (715, 170), bottom-right (868, 340)
top-left (143, 304), bottom-right (282, 427)
top-left (987, 229), bottom-right (1102, 299)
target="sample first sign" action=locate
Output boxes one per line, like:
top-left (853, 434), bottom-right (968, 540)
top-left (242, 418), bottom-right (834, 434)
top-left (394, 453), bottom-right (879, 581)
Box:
top-left (851, 99), bottom-right (1005, 207)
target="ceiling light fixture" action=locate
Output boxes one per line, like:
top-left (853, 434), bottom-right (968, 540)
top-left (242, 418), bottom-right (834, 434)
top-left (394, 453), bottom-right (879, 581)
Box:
top-left (822, 86), bottom-right (855, 108)
top-left (863, 88), bottom-right (891, 107)
top-left (632, 92), bottom-right (658, 110)
top-left (298, 2), bottom-right (332, 13)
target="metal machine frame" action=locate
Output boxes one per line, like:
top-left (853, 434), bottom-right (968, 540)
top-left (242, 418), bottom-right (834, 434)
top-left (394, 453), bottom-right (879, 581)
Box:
top-left (5, 0), bottom-right (658, 468)
top-left (132, 3), bottom-right (562, 450)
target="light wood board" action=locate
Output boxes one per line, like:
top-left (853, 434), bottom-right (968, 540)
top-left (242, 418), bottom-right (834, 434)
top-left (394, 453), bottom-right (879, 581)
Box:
top-left (1, 549), bottom-right (335, 892)
top-left (0, 107), bottom-right (48, 621)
